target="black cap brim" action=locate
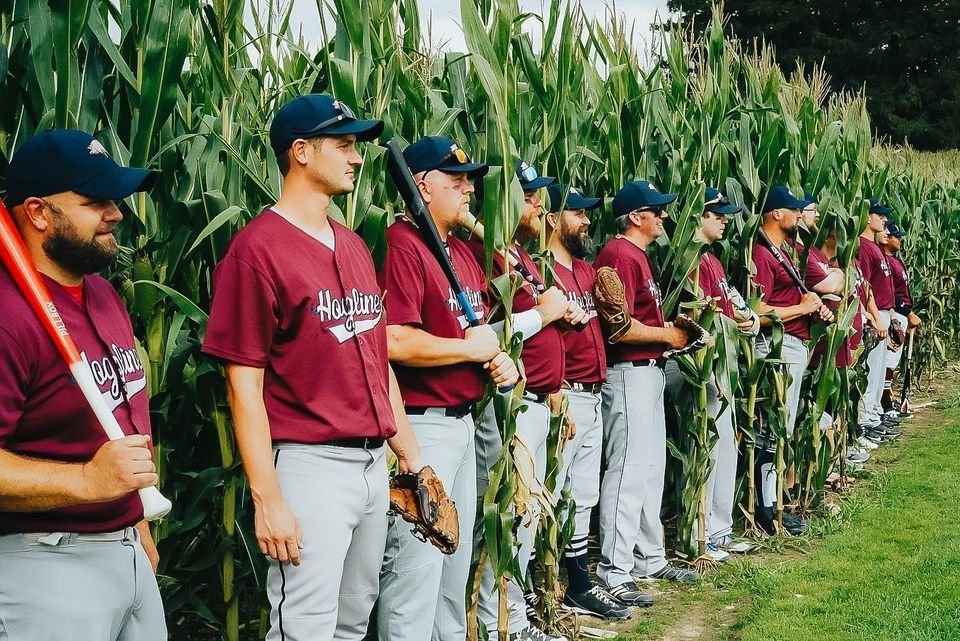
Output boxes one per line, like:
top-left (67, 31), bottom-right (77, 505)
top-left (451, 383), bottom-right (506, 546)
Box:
top-left (440, 162), bottom-right (489, 178)
top-left (75, 166), bottom-right (157, 201)
top-left (521, 175), bottom-right (556, 191)
top-left (554, 194), bottom-right (602, 211)
top-left (650, 192), bottom-right (679, 206)
top-left (763, 195), bottom-right (811, 213)
top-left (310, 118), bottom-right (385, 143)
top-left (706, 203), bottom-right (742, 215)
top-left (870, 206), bottom-right (894, 216)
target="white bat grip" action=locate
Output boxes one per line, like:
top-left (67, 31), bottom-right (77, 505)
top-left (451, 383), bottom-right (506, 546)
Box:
top-left (69, 362), bottom-right (172, 521)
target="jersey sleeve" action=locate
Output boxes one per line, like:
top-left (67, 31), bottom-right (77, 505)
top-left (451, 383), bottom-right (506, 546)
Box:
top-left (0, 326), bottom-right (31, 447)
top-left (202, 254), bottom-right (279, 367)
top-left (751, 248), bottom-right (776, 301)
top-left (804, 253), bottom-right (830, 290)
top-left (379, 246), bottom-right (426, 327)
top-left (857, 242), bottom-right (875, 282)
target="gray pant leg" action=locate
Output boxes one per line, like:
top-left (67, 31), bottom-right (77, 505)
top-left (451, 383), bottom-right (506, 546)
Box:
top-left (859, 309), bottom-right (891, 427)
top-left (0, 531), bottom-right (166, 641)
top-left (379, 413), bottom-right (475, 641)
top-left (557, 390), bottom-right (603, 542)
top-left (598, 365), bottom-right (667, 586)
top-left (475, 402), bottom-right (500, 500)
top-left (632, 368), bottom-right (668, 576)
top-left (478, 399), bottom-right (551, 634)
top-left (782, 335), bottom-right (809, 438)
top-left (708, 396), bottom-right (737, 542)
top-left (267, 445), bottom-right (387, 641)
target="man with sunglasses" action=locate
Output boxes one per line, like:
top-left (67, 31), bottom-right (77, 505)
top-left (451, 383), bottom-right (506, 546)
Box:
top-left (202, 94), bottom-right (423, 641)
top-left (467, 159), bottom-right (587, 641)
top-left (594, 180), bottom-right (700, 609)
top-left (543, 183), bottom-right (632, 621)
top-left (0, 130), bottom-right (165, 640)
top-left (665, 187), bottom-right (757, 563)
top-left (880, 220), bottom-right (920, 418)
top-left (376, 136), bottom-right (520, 641)
top-left (751, 185), bottom-right (834, 535)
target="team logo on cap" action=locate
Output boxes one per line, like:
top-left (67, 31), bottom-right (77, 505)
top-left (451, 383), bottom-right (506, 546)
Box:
top-left (647, 183), bottom-right (656, 191)
top-left (87, 140), bottom-right (109, 156)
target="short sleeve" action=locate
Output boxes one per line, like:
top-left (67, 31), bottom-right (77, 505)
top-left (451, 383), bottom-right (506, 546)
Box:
top-left (804, 253), bottom-right (830, 290)
top-left (752, 249), bottom-right (776, 300)
top-left (202, 254), bottom-right (279, 367)
top-left (857, 243), bottom-right (875, 282)
top-left (0, 327), bottom-right (31, 446)
top-left (379, 246), bottom-right (426, 327)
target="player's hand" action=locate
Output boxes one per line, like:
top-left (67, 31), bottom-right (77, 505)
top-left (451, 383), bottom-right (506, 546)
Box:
top-left (136, 520), bottom-right (160, 574)
top-left (565, 410), bottom-right (577, 439)
top-left (484, 351), bottom-right (520, 387)
top-left (396, 453), bottom-right (425, 474)
top-left (662, 322), bottom-right (689, 350)
top-left (563, 299), bottom-right (590, 328)
top-left (817, 305), bottom-right (835, 323)
top-left (463, 324), bottom-right (501, 363)
top-left (254, 497), bottom-right (303, 566)
top-left (799, 292), bottom-right (823, 315)
top-left (737, 316), bottom-right (756, 332)
top-left (80, 435), bottom-right (158, 503)
top-left (535, 287), bottom-right (571, 325)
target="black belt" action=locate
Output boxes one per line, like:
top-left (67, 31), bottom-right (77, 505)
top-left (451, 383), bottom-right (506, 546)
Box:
top-left (322, 437), bottom-right (385, 449)
top-left (631, 358), bottom-right (666, 368)
top-left (523, 392), bottom-right (549, 404)
top-left (562, 381), bottom-right (603, 394)
top-left (406, 403), bottom-right (475, 419)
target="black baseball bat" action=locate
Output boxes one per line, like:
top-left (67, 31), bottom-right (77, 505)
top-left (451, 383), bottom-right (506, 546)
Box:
top-left (756, 229), bottom-right (810, 294)
top-left (382, 139), bottom-right (514, 391)
top-left (899, 328), bottom-right (914, 414)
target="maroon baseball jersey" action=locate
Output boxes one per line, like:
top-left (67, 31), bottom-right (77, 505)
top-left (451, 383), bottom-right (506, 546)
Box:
top-left (697, 252), bottom-right (735, 318)
top-left (465, 236), bottom-right (565, 395)
top-left (379, 219), bottom-right (488, 408)
top-left (593, 236), bottom-right (665, 364)
top-left (552, 259), bottom-right (605, 384)
top-left (857, 237), bottom-right (894, 310)
top-left (887, 253), bottom-right (912, 308)
top-left (0, 272), bottom-right (148, 534)
top-left (752, 242), bottom-right (810, 340)
top-left (801, 243), bottom-right (832, 291)
top-left (202, 210), bottom-right (398, 443)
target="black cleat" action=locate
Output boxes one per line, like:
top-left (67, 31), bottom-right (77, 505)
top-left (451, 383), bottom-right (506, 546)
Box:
top-left (605, 581), bottom-right (654, 607)
top-left (563, 586), bottom-right (632, 620)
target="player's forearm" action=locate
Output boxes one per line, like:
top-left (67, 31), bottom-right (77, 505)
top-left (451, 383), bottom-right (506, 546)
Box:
top-left (489, 309), bottom-right (543, 340)
top-left (757, 302), bottom-right (806, 325)
top-left (812, 271), bottom-right (844, 296)
top-left (224, 366), bottom-right (283, 505)
top-left (0, 448), bottom-right (89, 511)
top-left (386, 366), bottom-right (423, 471)
top-left (614, 319), bottom-right (675, 346)
top-left (386, 325), bottom-right (476, 367)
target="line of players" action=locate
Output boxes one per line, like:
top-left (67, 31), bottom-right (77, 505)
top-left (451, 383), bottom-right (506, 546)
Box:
top-left (0, 93), bottom-right (918, 641)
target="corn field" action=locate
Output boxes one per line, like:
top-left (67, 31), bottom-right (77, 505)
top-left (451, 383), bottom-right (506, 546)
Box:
top-left (1, 0), bottom-right (959, 639)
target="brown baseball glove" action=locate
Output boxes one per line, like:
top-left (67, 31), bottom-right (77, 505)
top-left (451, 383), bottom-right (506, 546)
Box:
top-left (888, 317), bottom-right (905, 351)
top-left (663, 313), bottom-right (711, 357)
top-left (594, 266), bottom-right (632, 343)
top-left (389, 466), bottom-right (459, 555)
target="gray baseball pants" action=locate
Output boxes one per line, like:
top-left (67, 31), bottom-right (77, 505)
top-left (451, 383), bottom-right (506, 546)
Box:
top-left (756, 333), bottom-right (809, 439)
top-left (268, 443), bottom-right (388, 641)
top-left (0, 527), bottom-right (165, 641)
top-left (556, 389), bottom-right (603, 555)
top-left (597, 362), bottom-right (668, 586)
top-left (664, 361), bottom-right (738, 543)
top-left (378, 411), bottom-right (476, 641)
top-left (859, 309), bottom-right (892, 427)
top-left (475, 396), bottom-right (551, 634)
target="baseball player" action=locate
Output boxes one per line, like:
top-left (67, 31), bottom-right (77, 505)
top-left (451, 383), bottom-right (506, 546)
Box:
top-left (201, 94), bottom-right (424, 641)
top-left (0, 129), bottom-right (165, 640)
top-left (855, 199), bottom-right (902, 443)
top-left (665, 187), bottom-right (756, 562)
top-left (543, 183), bottom-right (631, 620)
top-left (751, 185), bottom-right (833, 535)
top-left (594, 180), bottom-right (699, 609)
top-left (797, 195), bottom-right (870, 467)
top-left (376, 136), bottom-right (520, 641)
top-left (466, 160), bottom-right (586, 641)
top-left (880, 220), bottom-right (921, 418)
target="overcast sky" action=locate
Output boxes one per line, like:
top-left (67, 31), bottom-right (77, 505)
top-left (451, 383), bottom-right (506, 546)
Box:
top-left (281, 0), bottom-right (673, 52)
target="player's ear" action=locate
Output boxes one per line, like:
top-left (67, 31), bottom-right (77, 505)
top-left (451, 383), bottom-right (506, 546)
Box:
top-left (17, 197), bottom-right (51, 233)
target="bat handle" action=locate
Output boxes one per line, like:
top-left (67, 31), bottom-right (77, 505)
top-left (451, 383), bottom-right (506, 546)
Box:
top-left (70, 361), bottom-right (173, 521)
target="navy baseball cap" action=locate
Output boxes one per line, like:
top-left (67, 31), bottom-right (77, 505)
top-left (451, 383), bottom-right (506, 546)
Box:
top-left (868, 198), bottom-right (894, 216)
top-left (547, 183), bottom-right (601, 213)
top-left (760, 185), bottom-right (811, 213)
top-left (4, 130), bottom-right (156, 207)
top-left (803, 190), bottom-right (819, 204)
top-left (270, 94), bottom-right (384, 154)
top-left (403, 136), bottom-right (488, 177)
top-left (612, 180), bottom-right (677, 217)
top-left (516, 160), bottom-right (555, 191)
top-left (886, 220), bottom-right (907, 238)
top-left (703, 187), bottom-right (742, 215)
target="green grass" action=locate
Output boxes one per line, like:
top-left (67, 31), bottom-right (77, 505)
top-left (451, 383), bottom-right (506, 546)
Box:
top-left (611, 380), bottom-right (960, 641)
